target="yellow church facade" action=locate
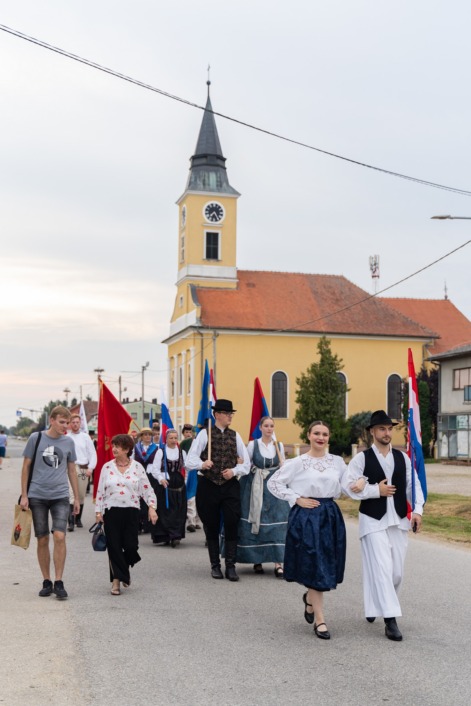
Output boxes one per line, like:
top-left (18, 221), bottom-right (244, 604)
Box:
top-left (163, 85), bottom-right (437, 445)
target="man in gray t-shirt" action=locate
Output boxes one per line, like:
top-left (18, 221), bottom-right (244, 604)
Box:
top-left (20, 406), bottom-right (79, 600)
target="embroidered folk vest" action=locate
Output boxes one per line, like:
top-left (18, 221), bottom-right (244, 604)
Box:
top-left (359, 447), bottom-right (407, 520)
top-left (201, 427), bottom-right (238, 485)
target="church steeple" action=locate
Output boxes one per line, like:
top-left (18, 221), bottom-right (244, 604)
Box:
top-left (185, 82), bottom-right (239, 195)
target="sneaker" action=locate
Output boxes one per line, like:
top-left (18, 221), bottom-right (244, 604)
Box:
top-left (38, 579), bottom-right (53, 597)
top-left (53, 580), bottom-right (68, 600)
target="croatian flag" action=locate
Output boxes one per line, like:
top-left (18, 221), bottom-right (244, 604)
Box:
top-left (159, 393), bottom-right (175, 448)
top-left (408, 348), bottom-right (427, 506)
top-left (249, 377), bottom-right (270, 440)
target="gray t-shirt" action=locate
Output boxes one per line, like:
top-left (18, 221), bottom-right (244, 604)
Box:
top-left (23, 431), bottom-right (77, 500)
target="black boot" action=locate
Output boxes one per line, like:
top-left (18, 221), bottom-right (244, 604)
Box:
top-left (224, 540), bottom-right (239, 582)
top-left (75, 504), bottom-right (84, 528)
top-left (67, 504), bottom-right (75, 532)
top-left (384, 617), bottom-right (402, 641)
top-left (207, 539), bottom-right (223, 579)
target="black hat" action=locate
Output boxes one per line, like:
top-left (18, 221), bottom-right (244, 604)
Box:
top-left (213, 399), bottom-right (237, 413)
top-left (366, 410), bottom-right (399, 430)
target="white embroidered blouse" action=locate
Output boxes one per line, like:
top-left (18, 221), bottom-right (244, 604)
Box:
top-left (267, 453), bottom-right (348, 507)
top-left (95, 460), bottom-right (157, 514)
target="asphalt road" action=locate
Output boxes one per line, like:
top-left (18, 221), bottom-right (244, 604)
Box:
top-left (1, 454), bottom-right (471, 706)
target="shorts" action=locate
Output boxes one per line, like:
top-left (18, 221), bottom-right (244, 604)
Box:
top-left (0, 447), bottom-right (5, 458)
top-left (29, 497), bottom-right (70, 537)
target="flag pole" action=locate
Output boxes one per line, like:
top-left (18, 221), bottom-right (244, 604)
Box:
top-left (208, 404), bottom-right (212, 462)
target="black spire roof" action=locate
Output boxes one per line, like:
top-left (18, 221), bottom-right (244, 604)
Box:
top-left (185, 83), bottom-right (239, 195)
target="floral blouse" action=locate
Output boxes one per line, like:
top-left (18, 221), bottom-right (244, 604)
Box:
top-left (95, 459), bottom-right (157, 514)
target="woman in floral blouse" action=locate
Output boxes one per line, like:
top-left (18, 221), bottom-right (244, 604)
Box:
top-left (95, 434), bottom-right (157, 595)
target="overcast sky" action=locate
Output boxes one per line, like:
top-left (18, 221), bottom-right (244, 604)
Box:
top-left (1, 1), bottom-right (470, 428)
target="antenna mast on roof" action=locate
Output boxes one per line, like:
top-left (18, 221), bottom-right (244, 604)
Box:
top-left (369, 255), bottom-right (380, 293)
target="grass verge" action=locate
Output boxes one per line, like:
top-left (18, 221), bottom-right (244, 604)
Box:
top-left (337, 493), bottom-right (471, 545)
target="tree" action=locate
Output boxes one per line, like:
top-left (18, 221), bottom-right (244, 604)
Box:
top-left (348, 411), bottom-right (373, 448)
top-left (294, 337), bottom-right (350, 454)
top-left (11, 416), bottom-right (36, 438)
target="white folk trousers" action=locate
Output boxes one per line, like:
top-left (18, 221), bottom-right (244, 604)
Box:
top-left (361, 525), bottom-right (408, 618)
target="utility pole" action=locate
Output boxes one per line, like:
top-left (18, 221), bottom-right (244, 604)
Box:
top-left (118, 375), bottom-right (122, 402)
top-left (93, 367), bottom-right (105, 404)
top-left (63, 387), bottom-right (71, 406)
top-left (141, 362), bottom-right (150, 427)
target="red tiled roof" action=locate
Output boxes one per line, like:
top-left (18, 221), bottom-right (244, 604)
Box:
top-left (70, 400), bottom-right (98, 421)
top-left (194, 271), bottom-right (437, 338)
top-left (383, 298), bottom-right (471, 355)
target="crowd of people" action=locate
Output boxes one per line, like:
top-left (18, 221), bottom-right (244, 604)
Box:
top-left (19, 401), bottom-right (424, 642)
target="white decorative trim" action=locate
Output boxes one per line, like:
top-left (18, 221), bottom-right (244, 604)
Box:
top-left (176, 264), bottom-right (238, 285)
top-left (169, 310), bottom-right (198, 337)
top-left (176, 191), bottom-right (239, 205)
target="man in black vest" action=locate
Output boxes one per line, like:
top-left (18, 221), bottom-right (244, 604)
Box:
top-left (344, 410), bottom-right (424, 641)
top-left (186, 399), bottom-right (250, 581)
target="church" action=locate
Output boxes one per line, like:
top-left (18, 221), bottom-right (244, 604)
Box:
top-left (163, 85), bottom-right (471, 445)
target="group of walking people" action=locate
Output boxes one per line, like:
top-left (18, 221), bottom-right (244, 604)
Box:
top-left (20, 401), bottom-right (424, 642)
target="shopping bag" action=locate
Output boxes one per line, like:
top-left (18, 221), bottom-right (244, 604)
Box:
top-left (11, 504), bottom-right (33, 550)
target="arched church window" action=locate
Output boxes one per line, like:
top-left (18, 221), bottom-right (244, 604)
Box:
top-left (272, 371), bottom-right (288, 418)
top-left (387, 374), bottom-right (402, 420)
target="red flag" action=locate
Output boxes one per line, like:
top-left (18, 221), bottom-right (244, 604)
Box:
top-left (94, 381), bottom-right (133, 499)
top-left (249, 377), bottom-right (270, 441)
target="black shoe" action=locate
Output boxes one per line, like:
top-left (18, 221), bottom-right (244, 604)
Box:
top-left (384, 618), bottom-right (402, 641)
top-left (314, 622), bottom-right (331, 640)
top-left (171, 539), bottom-right (180, 547)
top-left (303, 591), bottom-right (314, 624)
top-left (211, 564), bottom-right (224, 579)
top-left (75, 518), bottom-right (83, 528)
top-left (225, 565), bottom-right (239, 582)
top-left (67, 524), bottom-right (74, 532)
top-left (186, 524), bottom-right (196, 532)
top-left (253, 563), bottom-right (264, 574)
top-left (38, 579), bottom-right (53, 597)
top-left (53, 580), bottom-right (68, 600)
top-left (366, 617), bottom-right (376, 623)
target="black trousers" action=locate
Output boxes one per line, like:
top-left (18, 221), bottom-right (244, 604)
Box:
top-left (196, 476), bottom-right (241, 541)
top-left (103, 507), bottom-right (141, 583)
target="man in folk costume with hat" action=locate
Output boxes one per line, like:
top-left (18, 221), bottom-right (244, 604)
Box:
top-left (343, 410), bottom-right (424, 641)
top-left (186, 399), bottom-right (250, 581)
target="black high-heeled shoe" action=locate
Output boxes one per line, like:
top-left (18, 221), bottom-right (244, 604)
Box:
top-left (302, 591), bottom-right (314, 624)
top-left (314, 622), bottom-right (330, 640)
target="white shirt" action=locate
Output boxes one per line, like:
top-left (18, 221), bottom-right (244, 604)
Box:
top-left (148, 446), bottom-right (187, 483)
top-left (267, 453), bottom-right (348, 507)
top-left (67, 431), bottom-right (97, 469)
top-left (247, 439), bottom-right (285, 465)
top-left (95, 459), bottom-right (157, 514)
top-left (343, 444), bottom-right (424, 538)
top-left (186, 427), bottom-right (250, 477)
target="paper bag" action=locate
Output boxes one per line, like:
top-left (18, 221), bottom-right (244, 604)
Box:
top-left (11, 504), bottom-right (33, 550)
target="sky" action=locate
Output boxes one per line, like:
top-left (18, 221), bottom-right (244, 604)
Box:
top-left (1, 0), bottom-right (470, 428)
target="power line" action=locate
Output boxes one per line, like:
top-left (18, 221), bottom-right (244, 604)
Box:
top-left (275, 238), bottom-right (471, 333)
top-left (1, 23), bottom-right (470, 197)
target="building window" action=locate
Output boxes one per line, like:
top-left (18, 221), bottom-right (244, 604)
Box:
top-left (272, 371), bottom-right (288, 418)
top-left (387, 374), bottom-right (402, 420)
top-left (171, 371), bottom-right (175, 398)
top-left (336, 372), bottom-right (347, 418)
top-left (188, 365), bottom-right (191, 395)
top-left (179, 295), bottom-right (183, 308)
top-left (180, 233), bottom-right (185, 263)
top-left (205, 231), bottom-right (220, 260)
top-left (453, 368), bottom-right (471, 390)
top-left (178, 366), bottom-right (183, 397)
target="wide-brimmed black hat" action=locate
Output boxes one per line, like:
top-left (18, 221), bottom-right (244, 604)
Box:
top-left (366, 410), bottom-right (399, 430)
top-left (213, 399), bottom-right (237, 413)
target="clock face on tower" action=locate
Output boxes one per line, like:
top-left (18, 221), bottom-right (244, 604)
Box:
top-left (203, 201), bottom-right (225, 223)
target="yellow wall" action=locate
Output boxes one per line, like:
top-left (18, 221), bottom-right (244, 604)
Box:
top-left (167, 331), bottom-right (425, 447)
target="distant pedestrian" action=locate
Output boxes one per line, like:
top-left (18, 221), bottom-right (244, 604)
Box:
top-left (0, 429), bottom-right (7, 467)
top-left (180, 424), bottom-right (201, 532)
top-left (19, 406), bottom-right (79, 600)
top-left (67, 414), bottom-right (97, 531)
top-left (95, 434), bottom-right (157, 595)
top-left (134, 427), bottom-right (159, 534)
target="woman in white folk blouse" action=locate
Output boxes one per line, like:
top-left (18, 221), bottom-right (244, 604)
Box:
top-left (268, 421), bottom-right (363, 639)
top-left (95, 434), bottom-right (157, 595)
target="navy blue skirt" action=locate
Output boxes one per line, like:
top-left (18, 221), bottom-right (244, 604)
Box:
top-left (284, 498), bottom-right (346, 591)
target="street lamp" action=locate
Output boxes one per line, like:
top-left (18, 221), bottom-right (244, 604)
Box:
top-left (431, 215), bottom-right (471, 220)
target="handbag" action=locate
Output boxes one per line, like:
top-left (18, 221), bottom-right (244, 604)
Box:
top-left (89, 521), bottom-right (107, 551)
top-left (12, 431), bottom-right (42, 550)
top-left (11, 504), bottom-right (33, 550)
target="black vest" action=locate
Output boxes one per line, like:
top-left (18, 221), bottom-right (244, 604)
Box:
top-left (359, 447), bottom-right (407, 520)
top-left (201, 427), bottom-right (238, 486)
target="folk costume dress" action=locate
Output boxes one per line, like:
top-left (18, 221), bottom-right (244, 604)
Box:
top-left (234, 439), bottom-right (289, 564)
top-left (267, 453), bottom-right (347, 591)
top-left (134, 440), bottom-right (159, 533)
top-left (95, 459), bottom-right (157, 584)
top-left (148, 446), bottom-right (187, 544)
